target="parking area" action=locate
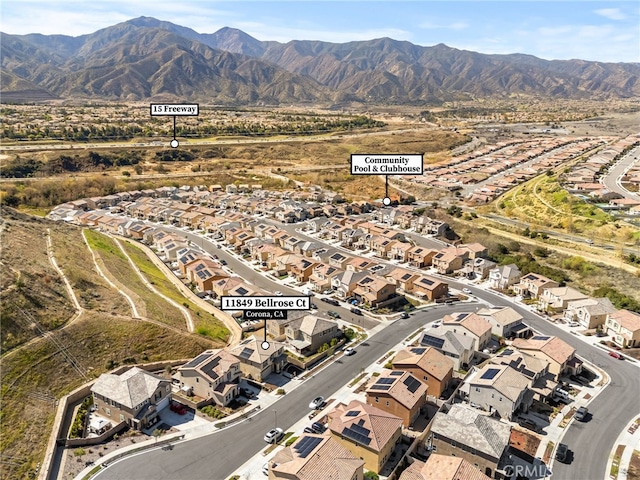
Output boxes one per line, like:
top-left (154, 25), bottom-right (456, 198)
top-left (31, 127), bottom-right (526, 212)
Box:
top-left (146, 405), bottom-right (211, 434)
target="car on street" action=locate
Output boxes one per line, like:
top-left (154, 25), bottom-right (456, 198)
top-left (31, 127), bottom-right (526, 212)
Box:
top-left (220, 259), bottom-right (227, 265)
top-left (274, 291), bottom-right (283, 296)
top-left (264, 427), bottom-right (284, 443)
top-left (609, 350), bottom-right (623, 359)
top-left (309, 396), bottom-right (325, 410)
top-left (322, 289), bottom-right (333, 295)
top-left (344, 347), bottom-right (356, 356)
top-left (575, 406), bottom-right (588, 421)
top-left (310, 303), bottom-right (318, 310)
top-left (555, 443), bottom-right (569, 463)
top-left (350, 307), bottom-right (362, 315)
top-left (321, 298), bottom-right (340, 306)
top-left (462, 288), bottom-right (472, 294)
top-left (400, 312), bottom-right (410, 319)
top-left (568, 321), bottom-right (580, 327)
top-left (327, 310), bottom-right (340, 318)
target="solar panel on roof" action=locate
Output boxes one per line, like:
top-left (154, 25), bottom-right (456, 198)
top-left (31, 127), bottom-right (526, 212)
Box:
top-left (420, 278), bottom-right (434, 286)
top-left (236, 287), bottom-right (249, 295)
top-left (421, 335), bottom-right (445, 349)
top-left (376, 377), bottom-right (395, 385)
top-left (350, 423), bottom-right (370, 436)
top-left (403, 376), bottom-right (422, 394)
top-left (342, 427), bottom-right (371, 446)
top-left (369, 384), bottom-right (391, 390)
top-left (401, 273), bottom-right (412, 280)
top-left (532, 335), bottom-right (550, 341)
top-left (183, 353), bottom-right (211, 368)
top-left (411, 347), bottom-right (426, 354)
top-left (390, 371), bottom-right (404, 376)
top-left (345, 410), bottom-right (359, 417)
top-left (201, 357), bottom-right (220, 380)
top-left (480, 368), bottom-right (501, 380)
top-left (238, 347), bottom-right (254, 359)
top-left (294, 436), bottom-right (322, 458)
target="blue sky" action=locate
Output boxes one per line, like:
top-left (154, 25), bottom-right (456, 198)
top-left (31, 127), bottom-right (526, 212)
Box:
top-left (2, 1), bottom-right (638, 62)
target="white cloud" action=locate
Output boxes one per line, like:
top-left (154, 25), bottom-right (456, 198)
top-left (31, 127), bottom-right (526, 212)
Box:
top-left (594, 8), bottom-right (626, 21)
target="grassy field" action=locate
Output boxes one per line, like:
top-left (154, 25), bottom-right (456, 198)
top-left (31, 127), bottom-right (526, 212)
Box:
top-left (0, 211), bottom-right (76, 351)
top-left (494, 173), bottom-right (639, 243)
top-left (0, 312), bottom-right (216, 480)
top-left (83, 230), bottom-right (187, 328)
top-left (51, 229), bottom-right (131, 316)
top-left (120, 240), bottom-right (229, 342)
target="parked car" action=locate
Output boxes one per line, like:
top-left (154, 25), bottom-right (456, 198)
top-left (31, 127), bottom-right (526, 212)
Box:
top-left (311, 422), bottom-right (326, 433)
top-left (344, 347), bottom-right (356, 356)
top-left (327, 310), bottom-right (340, 318)
top-left (555, 443), bottom-right (569, 463)
top-left (400, 312), bottom-right (410, 319)
top-left (350, 307), bottom-right (362, 315)
top-left (518, 418), bottom-right (540, 433)
top-left (262, 463), bottom-right (269, 476)
top-left (575, 406), bottom-right (588, 421)
top-left (321, 298), bottom-right (340, 306)
top-left (310, 303), bottom-right (318, 310)
top-left (568, 321), bottom-right (580, 327)
top-left (309, 396), bottom-right (325, 410)
top-left (169, 402), bottom-right (187, 415)
top-left (220, 259), bottom-right (228, 266)
top-left (303, 426), bottom-right (315, 434)
top-left (264, 427), bottom-right (284, 443)
top-left (274, 291), bottom-right (283, 296)
top-left (431, 320), bottom-right (442, 328)
top-left (609, 350), bottom-right (623, 360)
top-left (322, 289), bottom-right (333, 295)
top-left (462, 288), bottom-right (472, 294)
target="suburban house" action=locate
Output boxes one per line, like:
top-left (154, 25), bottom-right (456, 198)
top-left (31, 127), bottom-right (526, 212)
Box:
top-left (432, 243), bottom-right (487, 274)
top-left (491, 348), bottom-right (558, 401)
top-left (385, 268), bottom-right (420, 293)
top-left (174, 349), bottom-right (241, 407)
top-left (488, 264), bottom-right (521, 290)
top-left (412, 275), bottom-right (449, 300)
top-left (538, 286), bottom-right (589, 313)
top-left (289, 257), bottom-right (319, 282)
top-left (462, 258), bottom-right (498, 280)
top-left (331, 270), bottom-right (370, 299)
top-left (228, 337), bottom-right (287, 382)
top-left (465, 364), bottom-right (533, 420)
top-left (91, 367), bottom-right (171, 431)
top-left (269, 434), bottom-right (364, 480)
top-left (407, 246), bottom-right (438, 268)
top-left (477, 307), bottom-right (530, 339)
top-left (564, 297), bottom-right (617, 329)
top-left (365, 370), bottom-right (428, 427)
top-left (327, 400), bottom-right (403, 473)
top-left (512, 335), bottom-right (580, 379)
top-left (420, 329), bottom-right (475, 371)
top-left (309, 263), bottom-right (344, 292)
top-left (513, 273), bottom-right (559, 299)
top-left (392, 346), bottom-right (454, 399)
top-left (605, 309), bottom-right (640, 348)
top-left (284, 315), bottom-right (340, 356)
top-left (428, 404), bottom-right (512, 479)
top-left (352, 275), bottom-right (397, 307)
top-left (441, 312), bottom-right (492, 351)
top-left (399, 454), bottom-right (492, 480)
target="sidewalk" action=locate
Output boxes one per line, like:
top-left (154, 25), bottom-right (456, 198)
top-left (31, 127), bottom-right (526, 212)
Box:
top-left (605, 417), bottom-right (640, 480)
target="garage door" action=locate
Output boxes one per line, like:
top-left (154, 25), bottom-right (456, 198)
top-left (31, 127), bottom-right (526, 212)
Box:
top-left (156, 395), bottom-right (171, 412)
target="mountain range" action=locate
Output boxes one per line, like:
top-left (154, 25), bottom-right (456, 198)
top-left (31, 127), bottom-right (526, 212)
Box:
top-left (2, 16), bottom-right (639, 105)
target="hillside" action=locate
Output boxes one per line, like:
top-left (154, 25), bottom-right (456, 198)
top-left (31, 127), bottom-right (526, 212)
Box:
top-left (0, 208), bottom-right (224, 479)
top-left (2, 16), bottom-right (639, 104)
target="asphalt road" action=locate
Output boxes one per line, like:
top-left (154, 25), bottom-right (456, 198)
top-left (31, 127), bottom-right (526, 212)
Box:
top-left (600, 146), bottom-right (640, 201)
top-left (94, 304), bottom-right (467, 480)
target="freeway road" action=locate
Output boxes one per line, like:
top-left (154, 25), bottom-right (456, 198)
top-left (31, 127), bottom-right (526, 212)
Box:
top-left (95, 304), bottom-right (468, 480)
